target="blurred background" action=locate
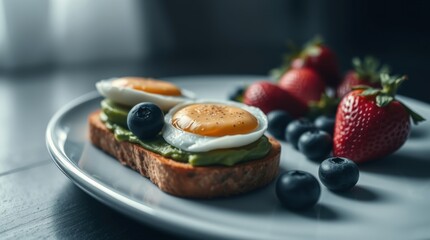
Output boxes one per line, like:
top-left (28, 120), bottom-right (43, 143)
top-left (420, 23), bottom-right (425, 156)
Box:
top-left (0, 0), bottom-right (429, 102)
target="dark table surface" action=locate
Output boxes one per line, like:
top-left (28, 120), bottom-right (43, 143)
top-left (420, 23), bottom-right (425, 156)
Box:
top-left (2, 56), bottom-right (430, 239)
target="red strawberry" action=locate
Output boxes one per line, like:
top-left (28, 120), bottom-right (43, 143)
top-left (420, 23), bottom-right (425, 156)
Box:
top-left (337, 57), bottom-right (389, 98)
top-left (279, 68), bottom-right (326, 105)
top-left (333, 74), bottom-right (425, 163)
top-left (291, 43), bottom-right (340, 87)
top-left (243, 81), bottom-right (308, 117)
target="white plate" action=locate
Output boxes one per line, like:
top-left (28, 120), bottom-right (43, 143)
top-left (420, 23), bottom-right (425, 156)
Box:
top-left (46, 75), bottom-right (430, 240)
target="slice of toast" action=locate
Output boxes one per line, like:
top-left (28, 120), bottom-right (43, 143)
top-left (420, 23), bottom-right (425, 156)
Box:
top-left (89, 111), bottom-right (281, 198)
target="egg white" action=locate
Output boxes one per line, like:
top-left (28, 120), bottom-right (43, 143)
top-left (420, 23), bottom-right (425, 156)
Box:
top-left (162, 100), bottom-right (268, 152)
top-left (96, 78), bottom-right (195, 111)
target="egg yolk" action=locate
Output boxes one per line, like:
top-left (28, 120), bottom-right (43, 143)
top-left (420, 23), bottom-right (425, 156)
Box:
top-left (113, 77), bottom-right (182, 96)
top-left (172, 104), bottom-right (258, 137)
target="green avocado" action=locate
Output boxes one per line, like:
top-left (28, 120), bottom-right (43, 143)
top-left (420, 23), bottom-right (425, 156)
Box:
top-left (100, 99), bottom-right (130, 128)
top-left (100, 100), bottom-right (271, 166)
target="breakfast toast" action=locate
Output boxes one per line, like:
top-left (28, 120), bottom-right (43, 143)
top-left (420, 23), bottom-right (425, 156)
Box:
top-left (89, 111), bottom-right (281, 198)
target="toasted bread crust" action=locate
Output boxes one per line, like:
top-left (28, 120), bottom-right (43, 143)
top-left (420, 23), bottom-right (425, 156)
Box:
top-left (88, 111), bottom-right (281, 198)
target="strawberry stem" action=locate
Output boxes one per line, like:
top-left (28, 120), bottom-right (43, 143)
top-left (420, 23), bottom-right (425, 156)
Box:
top-left (380, 74), bottom-right (406, 97)
top-left (359, 73), bottom-right (425, 124)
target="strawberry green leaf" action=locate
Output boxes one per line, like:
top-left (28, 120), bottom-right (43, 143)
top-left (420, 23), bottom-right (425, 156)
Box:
top-left (305, 45), bottom-right (321, 57)
top-left (376, 95), bottom-right (394, 107)
top-left (383, 75), bottom-right (406, 97)
top-left (352, 57), bottom-right (361, 69)
top-left (380, 74), bottom-right (405, 88)
top-left (304, 36), bottom-right (323, 49)
top-left (380, 73), bottom-right (392, 85)
top-left (399, 102), bottom-right (426, 125)
top-left (352, 56), bottom-right (390, 83)
top-left (269, 67), bottom-right (287, 81)
top-left (394, 75), bottom-right (406, 86)
top-left (307, 93), bottom-right (340, 120)
top-left (361, 88), bottom-right (381, 96)
top-left (355, 72), bottom-right (425, 124)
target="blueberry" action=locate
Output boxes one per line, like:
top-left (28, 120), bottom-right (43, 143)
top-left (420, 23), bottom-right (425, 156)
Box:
top-left (285, 118), bottom-right (316, 149)
top-left (319, 157), bottom-right (359, 192)
top-left (228, 85), bottom-right (246, 102)
top-left (127, 102), bottom-right (164, 140)
top-left (314, 115), bottom-right (335, 136)
top-left (267, 110), bottom-right (293, 140)
top-left (276, 170), bottom-right (321, 210)
top-left (298, 130), bottom-right (333, 161)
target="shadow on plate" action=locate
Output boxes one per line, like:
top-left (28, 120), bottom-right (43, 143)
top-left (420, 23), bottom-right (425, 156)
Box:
top-left (332, 185), bottom-right (381, 202)
top-left (53, 182), bottom-right (186, 240)
top-left (360, 151), bottom-right (430, 179)
top-left (409, 126), bottom-right (428, 139)
top-left (195, 182), bottom-right (279, 214)
top-left (193, 166), bottom-right (348, 223)
top-left (289, 203), bottom-right (340, 221)
top-left (195, 186), bottom-right (344, 221)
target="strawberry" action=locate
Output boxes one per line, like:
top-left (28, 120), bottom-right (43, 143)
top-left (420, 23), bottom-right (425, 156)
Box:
top-left (279, 68), bottom-right (326, 105)
top-left (243, 81), bottom-right (308, 117)
top-left (271, 38), bottom-right (340, 87)
top-left (333, 74), bottom-right (425, 163)
top-left (291, 45), bottom-right (340, 87)
top-left (337, 57), bottom-right (389, 98)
